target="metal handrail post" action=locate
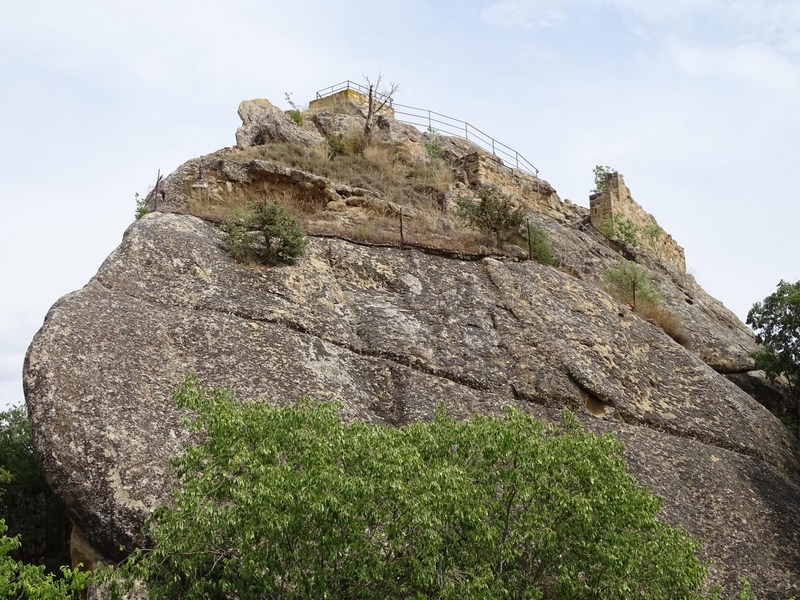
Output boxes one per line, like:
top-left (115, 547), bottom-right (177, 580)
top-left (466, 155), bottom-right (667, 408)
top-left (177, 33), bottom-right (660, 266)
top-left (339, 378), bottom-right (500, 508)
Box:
top-left (312, 81), bottom-right (541, 177)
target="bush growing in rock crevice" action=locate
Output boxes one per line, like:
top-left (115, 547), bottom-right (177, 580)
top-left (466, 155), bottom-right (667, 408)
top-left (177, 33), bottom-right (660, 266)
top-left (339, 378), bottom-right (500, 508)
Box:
top-left (604, 260), bottom-right (662, 308)
top-left (604, 260), bottom-right (689, 346)
top-left (524, 220), bottom-right (557, 265)
top-left (222, 200), bottom-right (308, 266)
top-left (284, 92), bottom-right (305, 125)
top-left (134, 193), bottom-right (149, 220)
top-left (456, 185), bottom-right (525, 248)
top-left (598, 215), bottom-right (664, 254)
top-left (591, 165), bottom-right (616, 194)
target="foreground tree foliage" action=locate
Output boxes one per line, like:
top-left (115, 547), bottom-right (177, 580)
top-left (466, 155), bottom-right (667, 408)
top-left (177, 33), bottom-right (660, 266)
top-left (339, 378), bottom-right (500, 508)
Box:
top-left (747, 280), bottom-right (800, 422)
top-left (110, 376), bottom-right (711, 600)
top-left (0, 407), bottom-right (71, 571)
top-left (0, 408), bottom-right (88, 599)
top-left (0, 521), bottom-right (88, 600)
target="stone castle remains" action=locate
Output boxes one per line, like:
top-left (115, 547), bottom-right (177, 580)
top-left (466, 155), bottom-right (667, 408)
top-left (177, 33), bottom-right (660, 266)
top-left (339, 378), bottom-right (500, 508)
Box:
top-left (589, 172), bottom-right (686, 272)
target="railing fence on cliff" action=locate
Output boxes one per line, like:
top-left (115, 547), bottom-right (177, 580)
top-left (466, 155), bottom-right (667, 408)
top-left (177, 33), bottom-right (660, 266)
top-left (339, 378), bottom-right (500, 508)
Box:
top-left (315, 81), bottom-right (540, 178)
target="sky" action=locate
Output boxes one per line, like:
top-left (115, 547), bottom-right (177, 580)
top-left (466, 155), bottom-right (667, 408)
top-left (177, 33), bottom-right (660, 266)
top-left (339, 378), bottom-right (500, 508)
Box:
top-left (2, 0), bottom-right (799, 409)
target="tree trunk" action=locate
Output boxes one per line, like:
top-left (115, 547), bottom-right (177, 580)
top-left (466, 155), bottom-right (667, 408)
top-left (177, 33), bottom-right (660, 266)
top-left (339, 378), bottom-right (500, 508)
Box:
top-left (364, 85), bottom-right (375, 141)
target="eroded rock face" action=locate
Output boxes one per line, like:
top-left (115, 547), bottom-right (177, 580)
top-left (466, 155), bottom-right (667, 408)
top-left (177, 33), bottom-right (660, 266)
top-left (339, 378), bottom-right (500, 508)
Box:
top-left (590, 172), bottom-right (686, 272)
top-left (529, 212), bottom-right (759, 373)
top-left (24, 96), bottom-right (800, 597)
top-left (147, 99), bottom-right (758, 375)
top-left (235, 99), bottom-right (325, 148)
top-left (25, 213), bottom-right (800, 597)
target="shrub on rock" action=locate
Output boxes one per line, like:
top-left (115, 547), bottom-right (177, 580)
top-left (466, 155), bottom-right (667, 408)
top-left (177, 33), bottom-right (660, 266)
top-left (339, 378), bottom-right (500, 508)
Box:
top-left (222, 201), bottom-right (308, 266)
top-left (109, 376), bottom-right (712, 600)
top-left (456, 185), bottom-right (525, 248)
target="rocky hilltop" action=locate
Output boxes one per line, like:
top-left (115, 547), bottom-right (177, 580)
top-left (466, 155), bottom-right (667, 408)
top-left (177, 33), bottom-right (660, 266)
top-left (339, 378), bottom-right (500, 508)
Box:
top-left (25, 90), bottom-right (800, 598)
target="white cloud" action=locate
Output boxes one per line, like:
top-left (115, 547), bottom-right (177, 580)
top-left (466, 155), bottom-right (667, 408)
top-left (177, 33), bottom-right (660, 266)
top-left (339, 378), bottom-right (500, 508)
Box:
top-left (727, 1), bottom-right (800, 37)
top-left (782, 35), bottom-right (800, 54)
top-left (671, 41), bottom-right (800, 92)
top-left (479, 0), bottom-right (800, 34)
top-left (479, 0), bottom-right (800, 94)
top-left (478, 0), bottom-right (721, 30)
top-left (480, 0), bottom-right (568, 29)
top-left (607, 0), bottom-right (720, 25)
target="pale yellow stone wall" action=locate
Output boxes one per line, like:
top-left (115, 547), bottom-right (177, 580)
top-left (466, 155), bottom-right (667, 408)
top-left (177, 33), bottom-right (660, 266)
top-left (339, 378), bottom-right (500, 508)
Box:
top-left (590, 173), bottom-right (686, 272)
top-left (308, 89), bottom-right (395, 117)
top-left (456, 152), bottom-right (585, 222)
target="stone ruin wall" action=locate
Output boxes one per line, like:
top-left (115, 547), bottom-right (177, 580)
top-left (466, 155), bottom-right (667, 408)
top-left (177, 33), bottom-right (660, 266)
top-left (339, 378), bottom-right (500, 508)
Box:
top-left (590, 173), bottom-right (686, 272)
top-left (456, 152), bottom-right (586, 222)
top-left (308, 89), bottom-right (396, 118)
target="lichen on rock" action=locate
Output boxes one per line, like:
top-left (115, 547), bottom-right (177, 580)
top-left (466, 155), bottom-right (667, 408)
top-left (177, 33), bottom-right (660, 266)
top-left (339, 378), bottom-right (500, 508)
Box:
top-left (24, 94), bottom-right (800, 598)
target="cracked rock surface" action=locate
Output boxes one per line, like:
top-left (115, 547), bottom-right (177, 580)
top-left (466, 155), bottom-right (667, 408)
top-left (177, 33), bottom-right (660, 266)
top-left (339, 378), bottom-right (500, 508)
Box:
top-left (25, 212), bottom-right (800, 598)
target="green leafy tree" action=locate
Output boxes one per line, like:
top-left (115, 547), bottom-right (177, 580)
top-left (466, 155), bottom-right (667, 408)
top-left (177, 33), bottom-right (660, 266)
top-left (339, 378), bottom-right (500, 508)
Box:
top-left (109, 376), bottom-right (711, 600)
top-left (0, 407), bottom-right (71, 571)
top-left (0, 521), bottom-right (89, 600)
top-left (746, 280), bottom-right (800, 421)
top-left (0, 407), bottom-right (89, 599)
top-left (525, 220), bottom-right (556, 265)
top-left (604, 260), bottom-right (663, 309)
top-left (222, 201), bottom-right (308, 266)
top-left (456, 185), bottom-right (525, 247)
top-left (133, 193), bottom-right (149, 220)
top-left (591, 165), bottom-right (618, 194)
top-left (642, 223), bottom-right (665, 244)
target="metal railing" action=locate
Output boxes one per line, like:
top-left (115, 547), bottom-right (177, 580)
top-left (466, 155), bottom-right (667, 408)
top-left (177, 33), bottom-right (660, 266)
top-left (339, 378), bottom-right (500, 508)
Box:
top-left (315, 80), bottom-right (395, 105)
top-left (314, 81), bottom-right (540, 178)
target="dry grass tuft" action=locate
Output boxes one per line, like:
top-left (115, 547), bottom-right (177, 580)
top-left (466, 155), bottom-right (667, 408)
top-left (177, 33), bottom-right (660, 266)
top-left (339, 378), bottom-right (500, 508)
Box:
top-left (183, 139), bottom-right (513, 260)
top-left (302, 204), bottom-right (494, 254)
top-left (634, 302), bottom-right (691, 348)
top-left (362, 142), bottom-right (397, 170)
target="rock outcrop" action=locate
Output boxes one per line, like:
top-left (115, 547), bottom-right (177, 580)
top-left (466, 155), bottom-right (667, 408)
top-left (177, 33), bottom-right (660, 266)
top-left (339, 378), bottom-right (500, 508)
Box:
top-left (235, 99), bottom-right (325, 148)
top-left (24, 94), bottom-right (800, 598)
top-left (590, 172), bottom-right (686, 272)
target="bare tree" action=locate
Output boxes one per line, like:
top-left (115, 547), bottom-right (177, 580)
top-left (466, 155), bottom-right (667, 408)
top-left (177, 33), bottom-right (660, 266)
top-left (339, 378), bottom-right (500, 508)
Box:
top-left (362, 73), bottom-right (399, 143)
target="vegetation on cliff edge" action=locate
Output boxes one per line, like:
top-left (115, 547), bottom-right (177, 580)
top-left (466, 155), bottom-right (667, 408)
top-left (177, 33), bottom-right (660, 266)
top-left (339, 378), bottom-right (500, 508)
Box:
top-left (108, 376), bottom-right (712, 600)
top-left (747, 279), bottom-right (800, 426)
top-left (222, 200), bottom-right (308, 265)
top-left (0, 406), bottom-right (88, 599)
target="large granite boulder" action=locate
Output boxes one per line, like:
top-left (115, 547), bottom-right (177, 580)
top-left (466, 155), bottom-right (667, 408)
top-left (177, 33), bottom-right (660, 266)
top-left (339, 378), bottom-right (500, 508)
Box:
top-left (25, 212), bottom-right (800, 598)
top-left (235, 98), bottom-right (325, 148)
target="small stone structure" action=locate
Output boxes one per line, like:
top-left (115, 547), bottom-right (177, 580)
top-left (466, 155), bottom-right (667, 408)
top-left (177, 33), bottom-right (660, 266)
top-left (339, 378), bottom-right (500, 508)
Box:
top-left (590, 172), bottom-right (686, 272)
top-left (455, 152), bottom-right (586, 222)
top-left (308, 88), bottom-right (395, 118)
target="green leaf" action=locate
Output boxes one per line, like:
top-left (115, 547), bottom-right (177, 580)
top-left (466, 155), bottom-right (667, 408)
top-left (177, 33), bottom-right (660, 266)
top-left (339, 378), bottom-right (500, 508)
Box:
top-left (105, 377), bottom-right (713, 600)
